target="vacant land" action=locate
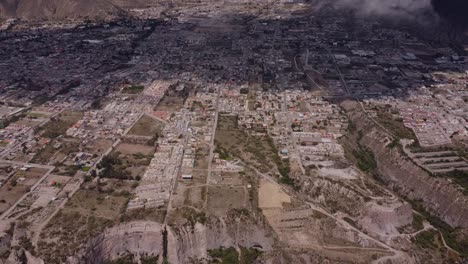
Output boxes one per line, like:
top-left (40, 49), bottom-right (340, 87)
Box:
top-left (154, 96), bottom-right (185, 112)
top-left (258, 179), bottom-right (291, 209)
top-left (194, 146), bottom-right (210, 170)
top-left (41, 111), bottom-right (83, 139)
top-left (115, 143), bottom-right (155, 156)
top-left (154, 83), bottom-right (191, 112)
top-left (172, 186), bottom-right (207, 210)
top-left (0, 167), bottom-right (47, 214)
top-left (99, 144), bottom-right (154, 180)
top-left (206, 185), bottom-right (247, 216)
top-left (215, 114), bottom-right (289, 177)
top-left (32, 138), bottom-right (80, 165)
top-left (127, 115), bottom-right (164, 137)
top-left (64, 189), bottom-right (128, 219)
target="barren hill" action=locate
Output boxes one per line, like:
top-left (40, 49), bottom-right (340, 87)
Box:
top-left (0, 0), bottom-right (156, 20)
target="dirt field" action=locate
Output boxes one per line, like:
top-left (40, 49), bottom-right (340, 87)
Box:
top-left (194, 146), bottom-right (210, 170)
top-left (64, 189), bottom-right (128, 219)
top-left (0, 167), bottom-right (47, 214)
top-left (258, 179), bottom-right (290, 209)
top-left (45, 174), bottom-right (71, 186)
top-left (127, 115), bottom-right (164, 137)
top-left (82, 139), bottom-right (113, 154)
top-left (206, 185), bottom-right (247, 216)
top-left (155, 96), bottom-right (185, 112)
top-left (172, 186), bottom-right (206, 210)
top-left (115, 143), bottom-right (155, 155)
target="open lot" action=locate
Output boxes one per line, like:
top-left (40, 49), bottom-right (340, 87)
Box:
top-left (41, 111), bottom-right (83, 139)
top-left (0, 167), bottom-right (48, 214)
top-left (206, 185), bottom-right (247, 216)
top-left (172, 186), bottom-right (207, 210)
top-left (215, 114), bottom-right (288, 176)
top-left (127, 115), bottom-right (164, 137)
top-left (64, 189), bottom-right (128, 219)
top-left (154, 82), bottom-right (192, 112)
top-left (194, 146), bottom-right (210, 170)
top-left (154, 96), bottom-right (185, 112)
top-left (115, 143), bottom-right (155, 156)
top-left (100, 143), bottom-right (155, 180)
top-left (82, 139), bottom-right (113, 155)
top-left (32, 138), bottom-right (80, 165)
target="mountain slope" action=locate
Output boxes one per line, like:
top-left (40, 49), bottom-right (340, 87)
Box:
top-left (0, 0), bottom-right (155, 20)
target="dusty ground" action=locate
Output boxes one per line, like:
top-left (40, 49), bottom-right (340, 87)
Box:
top-left (63, 189), bottom-right (128, 220)
top-left (115, 143), bottom-right (155, 155)
top-left (206, 185), bottom-right (247, 216)
top-left (258, 179), bottom-right (290, 209)
top-left (127, 115), bottom-right (164, 137)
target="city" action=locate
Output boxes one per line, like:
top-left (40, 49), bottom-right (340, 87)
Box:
top-left (0, 0), bottom-right (466, 263)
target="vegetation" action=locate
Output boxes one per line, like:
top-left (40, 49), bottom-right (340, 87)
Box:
top-left (38, 211), bottom-right (113, 263)
top-left (387, 138), bottom-right (399, 149)
top-left (98, 151), bottom-right (150, 180)
top-left (412, 230), bottom-right (438, 249)
top-left (208, 247), bottom-right (239, 264)
top-left (208, 247), bottom-right (262, 264)
top-left (121, 85), bottom-right (145, 94)
top-left (0, 113), bottom-right (26, 129)
top-left (376, 107), bottom-right (417, 141)
top-left (104, 253), bottom-right (136, 264)
top-left (412, 213), bottom-right (424, 231)
top-left (98, 153), bottom-right (129, 180)
top-left (410, 199), bottom-right (468, 257)
top-left (141, 255), bottom-right (159, 264)
top-left (181, 208), bottom-right (207, 227)
top-left (441, 170), bottom-right (468, 195)
top-left (240, 247), bottom-right (262, 264)
top-left (215, 146), bottom-right (231, 160)
top-left (352, 147), bottom-right (377, 173)
top-left (41, 111), bottom-right (83, 138)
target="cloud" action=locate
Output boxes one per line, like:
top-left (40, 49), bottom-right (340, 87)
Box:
top-left (330, 0), bottom-right (432, 17)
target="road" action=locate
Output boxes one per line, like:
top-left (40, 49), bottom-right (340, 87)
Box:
top-left (238, 159), bottom-right (412, 263)
top-left (206, 86), bottom-right (222, 187)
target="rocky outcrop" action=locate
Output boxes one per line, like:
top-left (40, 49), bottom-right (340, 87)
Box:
top-left (6, 250), bottom-right (43, 264)
top-left (172, 214), bottom-right (274, 263)
top-left (342, 100), bottom-right (468, 228)
top-left (359, 201), bottom-right (413, 236)
top-left (77, 221), bottom-right (177, 264)
top-left (76, 214), bottom-right (274, 264)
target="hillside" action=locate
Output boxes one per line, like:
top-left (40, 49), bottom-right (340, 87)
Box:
top-left (0, 0), bottom-right (156, 20)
